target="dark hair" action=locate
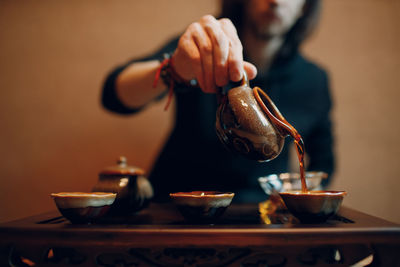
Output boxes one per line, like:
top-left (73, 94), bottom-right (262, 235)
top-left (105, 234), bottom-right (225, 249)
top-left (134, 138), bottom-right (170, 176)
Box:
top-left (220, 0), bottom-right (322, 60)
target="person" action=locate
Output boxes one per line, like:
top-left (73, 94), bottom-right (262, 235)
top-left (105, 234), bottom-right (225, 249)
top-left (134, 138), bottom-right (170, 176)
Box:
top-left (102, 0), bottom-right (335, 203)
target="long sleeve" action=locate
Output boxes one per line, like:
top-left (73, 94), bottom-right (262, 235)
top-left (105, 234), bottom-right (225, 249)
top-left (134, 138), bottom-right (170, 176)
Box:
top-left (304, 72), bottom-right (335, 187)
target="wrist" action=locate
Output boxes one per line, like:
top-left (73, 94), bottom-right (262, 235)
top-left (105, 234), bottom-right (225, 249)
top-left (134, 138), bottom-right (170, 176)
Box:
top-left (160, 53), bottom-right (198, 90)
top-left (153, 53), bottom-right (199, 111)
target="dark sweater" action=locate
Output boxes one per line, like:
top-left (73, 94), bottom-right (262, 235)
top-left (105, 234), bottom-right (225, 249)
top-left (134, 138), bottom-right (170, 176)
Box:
top-left (102, 37), bottom-right (335, 203)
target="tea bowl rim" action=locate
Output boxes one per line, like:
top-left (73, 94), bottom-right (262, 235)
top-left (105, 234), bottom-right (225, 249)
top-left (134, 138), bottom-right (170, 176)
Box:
top-left (169, 191), bottom-right (235, 199)
top-left (279, 190), bottom-right (347, 197)
top-left (169, 191), bottom-right (235, 208)
top-left (51, 192), bottom-right (117, 198)
top-left (51, 192), bottom-right (116, 209)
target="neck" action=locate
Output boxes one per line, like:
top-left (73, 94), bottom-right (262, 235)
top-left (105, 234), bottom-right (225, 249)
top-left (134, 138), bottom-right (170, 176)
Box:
top-left (242, 29), bottom-right (284, 75)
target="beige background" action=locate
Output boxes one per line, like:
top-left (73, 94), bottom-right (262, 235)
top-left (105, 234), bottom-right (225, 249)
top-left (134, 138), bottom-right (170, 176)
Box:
top-left (0, 0), bottom-right (399, 224)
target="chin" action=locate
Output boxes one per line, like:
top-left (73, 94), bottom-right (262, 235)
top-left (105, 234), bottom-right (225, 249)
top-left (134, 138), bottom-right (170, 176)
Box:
top-left (254, 24), bottom-right (285, 40)
top-left (249, 15), bottom-right (283, 36)
top-left (267, 23), bottom-right (287, 36)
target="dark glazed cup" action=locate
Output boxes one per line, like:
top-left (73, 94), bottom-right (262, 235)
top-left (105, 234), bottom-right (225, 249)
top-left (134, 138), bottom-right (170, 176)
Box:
top-left (51, 192), bottom-right (116, 224)
top-left (92, 156), bottom-right (153, 215)
top-left (279, 190), bottom-right (347, 223)
top-left (170, 191), bottom-right (235, 223)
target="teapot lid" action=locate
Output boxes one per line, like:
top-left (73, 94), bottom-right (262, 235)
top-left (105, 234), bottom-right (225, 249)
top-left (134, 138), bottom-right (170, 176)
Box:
top-left (100, 156), bottom-right (145, 176)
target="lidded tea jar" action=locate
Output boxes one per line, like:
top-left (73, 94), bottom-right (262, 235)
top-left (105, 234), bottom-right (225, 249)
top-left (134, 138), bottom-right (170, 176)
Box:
top-left (92, 156), bottom-right (153, 214)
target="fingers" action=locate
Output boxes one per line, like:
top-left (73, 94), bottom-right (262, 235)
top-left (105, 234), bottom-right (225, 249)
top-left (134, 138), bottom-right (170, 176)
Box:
top-left (183, 23), bottom-right (208, 90)
top-left (173, 15), bottom-right (256, 94)
top-left (244, 61), bottom-right (257, 80)
top-left (201, 15), bottom-right (229, 88)
top-left (191, 21), bottom-right (217, 93)
top-left (219, 18), bottom-right (244, 82)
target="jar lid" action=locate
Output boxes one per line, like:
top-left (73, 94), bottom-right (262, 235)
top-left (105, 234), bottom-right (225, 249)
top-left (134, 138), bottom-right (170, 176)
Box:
top-left (100, 156), bottom-right (145, 176)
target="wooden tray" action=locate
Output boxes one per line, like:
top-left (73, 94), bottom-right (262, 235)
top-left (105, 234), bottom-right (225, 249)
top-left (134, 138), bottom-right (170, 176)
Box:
top-left (1, 203), bottom-right (399, 266)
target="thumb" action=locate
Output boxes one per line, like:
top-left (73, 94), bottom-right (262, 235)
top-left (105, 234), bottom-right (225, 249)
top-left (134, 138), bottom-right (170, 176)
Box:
top-left (244, 62), bottom-right (257, 80)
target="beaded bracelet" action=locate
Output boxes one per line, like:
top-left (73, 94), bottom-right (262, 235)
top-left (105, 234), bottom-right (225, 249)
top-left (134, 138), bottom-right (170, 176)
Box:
top-left (153, 53), bottom-right (198, 111)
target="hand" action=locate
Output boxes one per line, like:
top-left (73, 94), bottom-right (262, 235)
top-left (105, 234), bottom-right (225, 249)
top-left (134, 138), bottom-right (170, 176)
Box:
top-left (171, 15), bottom-right (257, 93)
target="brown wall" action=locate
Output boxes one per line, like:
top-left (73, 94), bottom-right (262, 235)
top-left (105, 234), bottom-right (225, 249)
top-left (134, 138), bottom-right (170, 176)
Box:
top-left (0, 0), bottom-right (399, 223)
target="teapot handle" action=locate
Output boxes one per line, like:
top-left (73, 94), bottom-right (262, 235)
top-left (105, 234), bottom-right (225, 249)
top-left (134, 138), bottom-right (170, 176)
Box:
top-left (240, 71), bottom-right (249, 87)
top-left (253, 87), bottom-right (300, 139)
top-left (217, 70), bottom-right (249, 103)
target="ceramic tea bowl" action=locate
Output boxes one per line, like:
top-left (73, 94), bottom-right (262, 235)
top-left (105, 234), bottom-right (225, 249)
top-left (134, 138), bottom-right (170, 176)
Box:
top-left (169, 191), bottom-right (234, 223)
top-left (258, 172), bottom-right (328, 213)
top-left (279, 190), bottom-right (347, 223)
top-left (51, 192), bottom-right (116, 224)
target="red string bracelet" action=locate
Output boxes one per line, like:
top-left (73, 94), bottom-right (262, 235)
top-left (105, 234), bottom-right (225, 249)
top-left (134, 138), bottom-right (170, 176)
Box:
top-left (153, 57), bottom-right (173, 111)
top-left (153, 54), bottom-right (196, 111)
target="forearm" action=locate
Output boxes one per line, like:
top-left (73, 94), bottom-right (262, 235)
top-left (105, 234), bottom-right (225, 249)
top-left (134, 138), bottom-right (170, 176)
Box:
top-left (116, 60), bottom-right (167, 109)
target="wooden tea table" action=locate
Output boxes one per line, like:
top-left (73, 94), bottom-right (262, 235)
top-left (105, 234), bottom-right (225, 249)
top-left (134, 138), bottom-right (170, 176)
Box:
top-left (0, 203), bottom-right (399, 266)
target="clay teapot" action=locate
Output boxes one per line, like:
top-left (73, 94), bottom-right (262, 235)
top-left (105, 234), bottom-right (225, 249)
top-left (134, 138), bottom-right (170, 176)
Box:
top-left (216, 73), bottom-right (297, 162)
top-left (92, 156), bottom-right (153, 215)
